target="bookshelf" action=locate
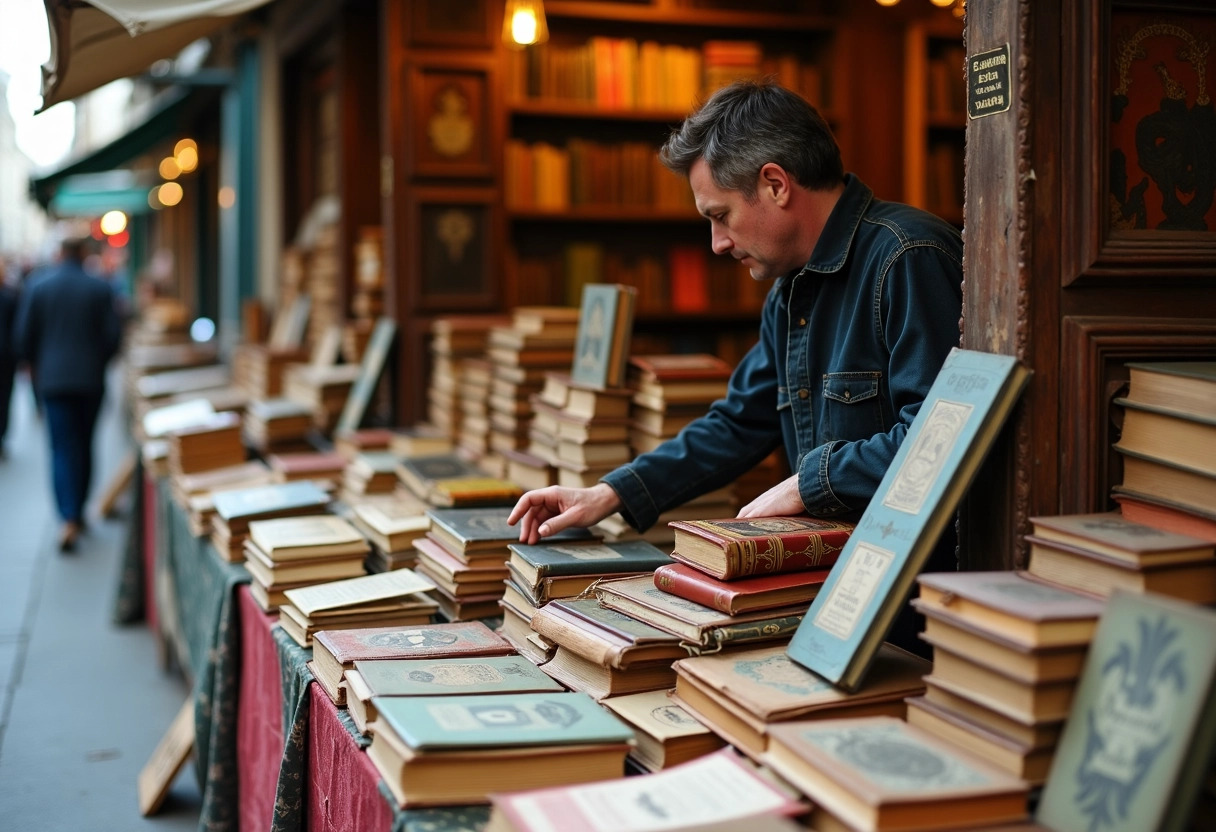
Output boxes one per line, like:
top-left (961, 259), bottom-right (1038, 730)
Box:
top-left (501, 0), bottom-right (843, 362)
top-left (903, 19), bottom-right (966, 227)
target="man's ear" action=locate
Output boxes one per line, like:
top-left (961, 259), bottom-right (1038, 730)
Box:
top-left (757, 163), bottom-right (791, 207)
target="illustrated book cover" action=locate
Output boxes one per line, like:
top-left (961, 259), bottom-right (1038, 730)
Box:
top-left (668, 515), bottom-right (855, 580)
top-left (787, 348), bottom-right (1031, 691)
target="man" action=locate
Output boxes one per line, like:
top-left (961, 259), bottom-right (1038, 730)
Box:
top-left (509, 81), bottom-right (963, 645)
top-left (0, 262), bottom-right (18, 457)
top-left (14, 238), bottom-right (122, 551)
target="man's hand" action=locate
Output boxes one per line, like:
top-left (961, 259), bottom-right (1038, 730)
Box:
top-left (507, 482), bottom-right (623, 544)
top-left (737, 473), bottom-right (805, 518)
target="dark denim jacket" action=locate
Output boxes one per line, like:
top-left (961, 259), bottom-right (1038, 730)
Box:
top-left (603, 174), bottom-right (963, 531)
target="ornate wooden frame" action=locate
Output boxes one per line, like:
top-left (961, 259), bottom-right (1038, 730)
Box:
top-left (409, 186), bottom-right (500, 311)
top-left (407, 58), bottom-right (497, 180)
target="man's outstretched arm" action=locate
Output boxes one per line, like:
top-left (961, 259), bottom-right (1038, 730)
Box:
top-left (507, 482), bottom-right (623, 544)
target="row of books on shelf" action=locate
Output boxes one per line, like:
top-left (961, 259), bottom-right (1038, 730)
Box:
top-left (506, 37), bottom-right (825, 113)
top-left (927, 45), bottom-right (968, 116)
top-left (504, 139), bottom-right (695, 212)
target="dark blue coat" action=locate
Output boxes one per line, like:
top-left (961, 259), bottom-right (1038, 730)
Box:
top-left (14, 261), bottom-right (122, 396)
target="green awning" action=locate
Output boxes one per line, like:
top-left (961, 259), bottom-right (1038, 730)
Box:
top-left (47, 170), bottom-right (157, 217)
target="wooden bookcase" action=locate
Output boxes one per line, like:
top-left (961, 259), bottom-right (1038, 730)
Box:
top-left (903, 18), bottom-right (966, 226)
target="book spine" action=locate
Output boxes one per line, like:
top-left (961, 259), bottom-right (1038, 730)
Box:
top-left (721, 531), bottom-right (851, 580)
top-left (530, 610), bottom-right (622, 668)
top-left (654, 565), bottom-right (737, 614)
top-left (708, 615), bottom-right (804, 648)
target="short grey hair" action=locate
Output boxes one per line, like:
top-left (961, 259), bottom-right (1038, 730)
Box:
top-left (660, 80), bottom-right (843, 200)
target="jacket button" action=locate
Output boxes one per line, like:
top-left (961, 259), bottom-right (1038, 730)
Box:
top-left (844, 390), bottom-right (851, 399)
top-left (798, 389), bottom-right (809, 399)
top-left (798, 317), bottom-right (807, 326)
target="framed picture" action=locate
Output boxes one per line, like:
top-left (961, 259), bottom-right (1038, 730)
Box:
top-left (408, 60), bottom-right (497, 180)
top-left (409, 0), bottom-right (494, 48)
top-left (1062, 0), bottom-right (1216, 283)
top-left (410, 188), bottom-right (500, 311)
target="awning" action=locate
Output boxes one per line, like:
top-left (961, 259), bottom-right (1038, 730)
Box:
top-left (47, 170), bottom-right (159, 216)
top-left (39, 0), bottom-right (272, 112)
top-left (31, 84), bottom-right (220, 210)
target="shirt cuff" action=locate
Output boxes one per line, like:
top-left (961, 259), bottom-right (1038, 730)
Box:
top-left (797, 441), bottom-right (851, 516)
top-left (600, 465), bottom-right (660, 532)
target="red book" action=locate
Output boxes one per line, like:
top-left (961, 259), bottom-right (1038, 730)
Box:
top-left (1113, 488), bottom-right (1216, 543)
top-left (628, 353), bottom-right (732, 383)
top-left (654, 562), bottom-right (829, 615)
top-left (668, 516), bottom-right (855, 580)
top-left (668, 246), bottom-right (710, 312)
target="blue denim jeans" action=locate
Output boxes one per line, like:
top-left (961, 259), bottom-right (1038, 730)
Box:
top-left (42, 392), bottom-right (104, 524)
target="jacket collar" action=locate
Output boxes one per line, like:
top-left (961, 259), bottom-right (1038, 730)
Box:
top-left (800, 173), bottom-right (872, 275)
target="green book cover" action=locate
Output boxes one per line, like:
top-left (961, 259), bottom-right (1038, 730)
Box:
top-left (549, 598), bottom-right (684, 644)
top-left (787, 348), bottom-right (1030, 691)
top-left (354, 655), bottom-right (562, 696)
top-left (508, 539), bottom-right (671, 582)
top-left (427, 507), bottom-right (592, 547)
top-left (399, 454), bottom-right (483, 484)
top-left (375, 692), bottom-right (635, 751)
top-left (1037, 591), bottom-right (1216, 832)
top-left (212, 480), bottom-right (330, 522)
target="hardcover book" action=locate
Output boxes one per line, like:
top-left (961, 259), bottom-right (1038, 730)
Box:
top-left (672, 643), bottom-right (929, 757)
top-left (1029, 510), bottom-right (1214, 566)
top-left (427, 507), bottom-right (592, 555)
top-left (906, 695), bottom-right (1056, 785)
top-left (529, 598), bottom-right (687, 669)
top-left (429, 476), bottom-right (523, 508)
top-left (351, 499), bottom-right (431, 552)
top-left (914, 571), bottom-right (1104, 649)
top-left (628, 353), bottom-right (733, 383)
top-left (1122, 361), bottom-right (1216, 421)
top-left (355, 655), bottom-right (561, 697)
top-left (508, 539), bottom-right (672, 588)
top-left (1037, 591), bottom-right (1216, 832)
top-left (485, 749), bottom-right (804, 832)
top-left (1114, 397), bottom-right (1216, 477)
top-left (1112, 488), bottom-right (1216, 544)
top-left (247, 514), bottom-right (369, 561)
top-left (667, 516), bottom-right (854, 580)
top-left (570, 283), bottom-right (637, 390)
top-left (787, 349), bottom-right (1031, 691)
top-left (1024, 535), bottom-right (1216, 604)
top-left (763, 716), bottom-right (1029, 832)
top-left (1112, 446), bottom-right (1216, 518)
top-left (595, 574), bottom-right (805, 649)
top-left (396, 453), bottom-right (484, 499)
top-left (283, 568), bottom-right (436, 618)
top-left (599, 689), bottom-right (723, 771)
top-left (654, 562), bottom-right (829, 615)
top-left (211, 480), bottom-right (332, 529)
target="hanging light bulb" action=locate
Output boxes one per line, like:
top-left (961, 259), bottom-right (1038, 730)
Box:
top-left (503, 0), bottom-right (549, 48)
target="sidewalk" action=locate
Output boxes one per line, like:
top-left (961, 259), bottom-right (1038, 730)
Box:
top-left (0, 370), bottom-right (202, 831)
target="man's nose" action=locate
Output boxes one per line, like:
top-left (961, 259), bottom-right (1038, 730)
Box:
top-left (710, 225), bottom-right (732, 255)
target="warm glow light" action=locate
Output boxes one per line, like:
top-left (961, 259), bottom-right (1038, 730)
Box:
top-left (930, 0), bottom-right (954, 6)
top-left (218, 186), bottom-right (236, 209)
top-left (159, 157), bottom-right (181, 180)
top-left (176, 145), bottom-right (198, 172)
top-left (107, 231), bottom-right (129, 247)
top-left (158, 181), bottom-right (184, 207)
top-left (174, 138), bottom-right (197, 156)
top-left (148, 186), bottom-right (162, 209)
top-left (875, 0), bottom-right (900, 5)
top-left (99, 210), bottom-right (127, 235)
top-left (503, 0), bottom-right (548, 48)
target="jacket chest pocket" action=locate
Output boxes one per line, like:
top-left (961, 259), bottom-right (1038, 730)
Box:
top-left (820, 371), bottom-right (884, 442)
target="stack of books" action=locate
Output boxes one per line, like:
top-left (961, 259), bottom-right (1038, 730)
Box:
top-left (1023, 511), bottom-right (1216, 604)
top-left (427, 315), bottom-right (509, 439)
top-left (166, 411), bottom-right (245, 476)
top-left (397, 453), bottom-right (522, 508)
top-left (456, 357), bottom-right (495, 459)
top-left (231, 344), bottom-right (310, 399)
top-left (170, 460), bottom-right (274, 537)
top-left (762, 716), bottom-right (1030, 832)
top-left (209, 480), bottom-right (332, 562)
top-left (529, 598), bottom-right (689, 700)
top-left (626, 354), bottom-right (731, 456)
top-left (671, 643), bottom-right (929, 760)
top-left (333, 427), bottom-right (395, 460)
top-left (266, 450), bottom-right (347, 487)
top-left (241, 398), bottom-right (315, 452)
top-left (414, 507), bottom-right (584, 622)
top-left (365, 691), bottom-right (634, 808)
top-left (350, 494), bottom-right (432, 572)
top-left (135, 364), bottom-right (231, 413)
top-left (908, 570), bottom-right (1105, 784)
top-left (501, 447), bottom-right (557, 492)
top-left (600, 689), bottom-right (724, 772)
top-left (390, 424), bottom-right (453, 458)
top-left (531, 373), bottom-right (634, 489)
top-left (278, 568), bottom-right (439, 647)
top-left (484, 307), bottom-right (580, 465)
top-left (282, 362), bottom-right (362, 432)
top-left (342, 451), bottom-right (401, 501)
top-left (1112, 361), bottom-right (1216, 542)
top-left (309, 619), bottom-right (514, 708)
top-left (243, 514), bottom-right (370, 612)
top-left (499, 539), bottom-right (672, 663)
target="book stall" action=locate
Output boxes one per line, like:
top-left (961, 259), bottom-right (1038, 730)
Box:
top-left (116, 282), bottom-right (1216, 832)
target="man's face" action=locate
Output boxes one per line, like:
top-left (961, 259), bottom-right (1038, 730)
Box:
top-left (689, 158), bottom-right (801, 281)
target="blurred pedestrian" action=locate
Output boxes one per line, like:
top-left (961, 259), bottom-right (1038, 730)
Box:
top-left (14, 238), bottom-right (122, 551)
top-left (0, 260), bottom-right (17, 457)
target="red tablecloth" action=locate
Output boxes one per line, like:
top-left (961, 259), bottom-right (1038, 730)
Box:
top-left (307, 682), bottom-right (394, 832)
top-left (237, 585), bottom-right (286, 832)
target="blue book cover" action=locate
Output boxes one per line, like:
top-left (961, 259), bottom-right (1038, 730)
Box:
top-left (374, 692), bottom-right (635, 751)
top-left (211, 480), bottom-right (330, 522)
top-left (787, 348), bottom-right (1030, 691)
top-left (1036, 591), bottom-right (1216, 832)
top-left (354, 655), bottom-right (563, 696)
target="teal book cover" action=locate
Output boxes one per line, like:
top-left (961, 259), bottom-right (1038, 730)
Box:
top-left (1037, 591), bottom-right (1216, 832)
top-left (375, 691), bottom-right (635, 751)
top-left (354, 655), bottom-right (563, 696)
top-left (399, 454), bottom-right (483, 483)
top-left (571, 284), bottom-right (622, 389)
top-left (508, 539), bottom-right (671, 581)
top-left (212, 480), bottom-right (330, 521)
top-left (787, 348), bottom-right (1030, 691)
top-left (428, 507), bottom-right (592, 546)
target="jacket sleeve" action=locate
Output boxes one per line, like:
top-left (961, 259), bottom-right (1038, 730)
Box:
top-left (601, 289), bottom-right (785, 532)
top-left (795, 242), bottom-right (963, 515)
top-left (12, 286), bottom-right (37, 365)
